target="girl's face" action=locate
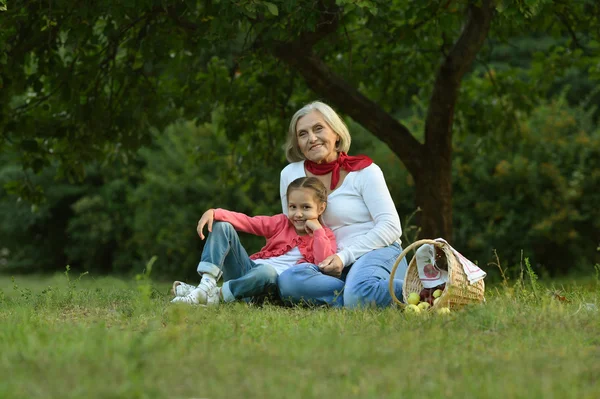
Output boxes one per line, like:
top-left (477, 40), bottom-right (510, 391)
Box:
top-left (296, 110), bottom-right (340, 164)
top-left (287, 188), bottom-right (326, 234)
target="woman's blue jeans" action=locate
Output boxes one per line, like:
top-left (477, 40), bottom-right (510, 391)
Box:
top-left (196, 222), bottom-right (279, 302)
top-left (277, 243), bottom-right (408, 308)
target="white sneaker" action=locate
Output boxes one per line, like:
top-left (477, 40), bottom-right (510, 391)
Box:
top-left (170, 274), bottom-right (220, 306)
top-left (171, 287), bottom-right (203, 304)
top-left (204, 286), bottom-right (221, 306)
top-left (171, 281), bottom-right (196, 297)
top-left (171, 285), bottom-right (221, 306)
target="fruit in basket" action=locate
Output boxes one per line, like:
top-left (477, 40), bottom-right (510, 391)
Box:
top-left (405, 304), bottom-right (421, 313)
top-left (433, 297), bottom-right (441, 306)
top-left (432, 289), bottom-right (443, 298)
top-left (418, 302), bottom-right (431, 311)
top-left (407, 292), bottom-right (421, 305)
top-left (437, 307), bottom-right (451, 315)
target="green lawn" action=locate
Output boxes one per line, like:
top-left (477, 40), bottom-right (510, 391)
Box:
top-left (0, 273), bottom-right (598, 399)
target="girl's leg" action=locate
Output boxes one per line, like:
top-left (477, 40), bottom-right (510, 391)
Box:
top-left (222, 264), bottom-right (279, 302)
top-left (277, 263), bottom-right (345, 307)
top-left (343, 243), bottom-right (407, 308)
top-left (198, 222), bottom-right (280, 302)
top-left (197, 221), bottom-right (255, 280)
top-left (174, 221), bottom-right (259, 305)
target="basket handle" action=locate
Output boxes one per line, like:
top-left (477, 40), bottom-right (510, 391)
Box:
top-left (389, 239), bottom-right (441, 306)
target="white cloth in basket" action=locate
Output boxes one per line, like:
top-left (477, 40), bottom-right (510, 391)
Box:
top-left (434, 238), bottom-right (487, 284)
top-left (415, 243), bottom-right (449, 288)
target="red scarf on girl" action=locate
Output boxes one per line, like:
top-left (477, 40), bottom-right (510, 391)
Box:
top-left (305, 152), bottom-right (373, 190)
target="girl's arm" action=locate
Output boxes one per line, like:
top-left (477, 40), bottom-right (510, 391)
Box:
top-left (336, 164), bottom-right (402, 266)
top-left (312, 227), bottom-right (337, 265)
top-left (214, 209), bottom-right (286, 238)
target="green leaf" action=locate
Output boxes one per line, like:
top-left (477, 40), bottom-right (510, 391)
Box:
top-left (264, 2), bottom-right (278, 16)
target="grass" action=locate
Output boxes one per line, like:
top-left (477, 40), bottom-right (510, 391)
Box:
top-left (0, 271), bottom-right (599, 399)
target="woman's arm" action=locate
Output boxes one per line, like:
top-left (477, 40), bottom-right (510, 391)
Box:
top-left (311, 227), bottom-right (337, 265)
top-left (336, 164), bottom-right (402, 266)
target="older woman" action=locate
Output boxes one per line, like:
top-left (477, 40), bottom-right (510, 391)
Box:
top-left (277, 101), bottom-right (408, 308)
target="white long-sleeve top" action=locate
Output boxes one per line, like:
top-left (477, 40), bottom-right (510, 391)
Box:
top-left (280, 161), bottom-right (402, 267)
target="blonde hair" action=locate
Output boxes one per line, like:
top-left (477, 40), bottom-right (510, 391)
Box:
top-left (284, 101), bottom-right (352, 162)
top-left (286, 177), bottom-right (328, 211)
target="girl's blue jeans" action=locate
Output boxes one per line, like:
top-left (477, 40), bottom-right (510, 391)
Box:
top-left (277, 242), bottom-right (408, 308)
top-left (196, 222), bottom-right (279, 302)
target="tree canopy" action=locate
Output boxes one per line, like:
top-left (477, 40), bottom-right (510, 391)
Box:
top-left (2, 0), bottom-right (599, 239)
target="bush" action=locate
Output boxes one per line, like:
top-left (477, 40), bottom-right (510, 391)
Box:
top-left (453, 96), bottom-right (600, 275)
top-left (2, 98), bottom-right (598, 279)
top-left (0, 160), bottom-right (89, 273)
top-left (0, 120), bottom-right (284, 278)
top-left (127, 121), bottom-right (282, 278)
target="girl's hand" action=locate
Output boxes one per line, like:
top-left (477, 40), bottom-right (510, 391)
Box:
top-left (197, 209), bottom-right (215, 240)
top-left (318, 254), bottom-right (343, 278)
top-left (304, 218), bottom-right (322, 235)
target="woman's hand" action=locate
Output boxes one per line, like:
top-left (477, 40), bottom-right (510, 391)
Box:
top-left (318, 254), bottom-right (343, 278)
top-left (304, 218), bottom-right (322, 235)
top-left (197, 209), bottom-right (215, 240)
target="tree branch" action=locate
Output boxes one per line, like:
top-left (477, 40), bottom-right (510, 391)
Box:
top-left (555, 11), bottom-right (588, 54)
top-left (424, 0), bottom-right (494, 156)
top-left (276, 49), bottom-right (424, 174)
top-left (271, 3), bottom-right (424, 175)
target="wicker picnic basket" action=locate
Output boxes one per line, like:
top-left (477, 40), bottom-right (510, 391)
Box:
top-left (389, 239), bottom-right (485, 310)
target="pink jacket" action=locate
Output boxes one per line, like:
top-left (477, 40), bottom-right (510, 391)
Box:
top-left (214, 209), bottom-right (336, 265)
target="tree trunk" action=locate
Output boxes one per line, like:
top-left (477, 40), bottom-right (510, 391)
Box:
top-left (418, 0), bottom-right (494, 241)
top-left (414, 158), bottom-right (453, 240)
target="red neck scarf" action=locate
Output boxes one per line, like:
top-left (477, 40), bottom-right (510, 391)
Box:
top-left (305, 152), bottom-right (373, 190)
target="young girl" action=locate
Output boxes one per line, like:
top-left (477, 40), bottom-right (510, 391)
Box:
top-left (171, 177), bottom-right (336, 306)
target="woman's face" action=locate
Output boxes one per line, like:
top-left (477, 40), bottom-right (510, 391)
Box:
top-left (296, 110), bottom-right (340, 164)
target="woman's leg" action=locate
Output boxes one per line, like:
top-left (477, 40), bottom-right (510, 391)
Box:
top-left (277, 264), bottom-right (345, 307)
top-left (343, 243), bottom-right (407, 308)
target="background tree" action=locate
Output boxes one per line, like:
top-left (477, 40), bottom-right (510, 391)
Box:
top-left (1, 0), bottom-right (599, 243)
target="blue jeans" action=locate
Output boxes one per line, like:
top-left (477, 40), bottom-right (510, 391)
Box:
top-left (277, 243), bottom-right (407, 308)
top-left (197, 222), bottom-right (279, 302)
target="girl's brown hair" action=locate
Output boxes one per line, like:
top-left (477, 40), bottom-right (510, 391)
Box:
top-left (286, 177), bottom-right (328, 210)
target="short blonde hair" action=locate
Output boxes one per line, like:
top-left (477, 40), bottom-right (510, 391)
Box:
top-left (284, 101), bottom-right (352, 162)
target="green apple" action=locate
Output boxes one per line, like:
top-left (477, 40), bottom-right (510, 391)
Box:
top-left (432, 289), bottom-right (443, 299)
top-left (437, 307), bottom-right (451, 315)
top-left (407, 292), bottom-right (421, 305)
top-left (405, 304), bottom-right (421, 313)
top-left (433, 297), bottom-right (441, 306)
top-left (418, 302), bottom-right (431, 311)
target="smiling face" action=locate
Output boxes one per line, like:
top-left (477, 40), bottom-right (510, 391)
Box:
top-left (296, 110), bottom-right (340, 164)
top-left (287, 187), bottom-right (327, 235)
